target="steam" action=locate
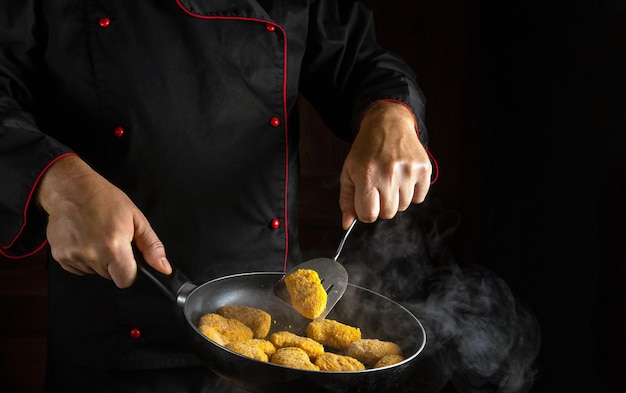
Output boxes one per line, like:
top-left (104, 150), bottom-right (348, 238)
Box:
top-left (339, 200), bottom-right (541, 393)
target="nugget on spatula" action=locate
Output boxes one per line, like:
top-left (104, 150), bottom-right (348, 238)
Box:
top-left (284, 268), bottom-right (327, 319)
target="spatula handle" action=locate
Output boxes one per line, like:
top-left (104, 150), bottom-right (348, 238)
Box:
top-left (332, 219), bottom-right (357, 261)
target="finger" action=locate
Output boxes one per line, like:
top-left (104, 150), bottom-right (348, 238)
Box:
top-left (107, 245), bottom-right (137, 288)
top-left (339, 185), bottom-right (357, 230)
top-left (60, 264), bottom-right (89, 276)
top-left (378, 184), bottom-right (400, 219)
top-left (354, 186), bottom-right (380, 223)
top-left (51, 247), bottom-right (105, 277)
top-left (412, 179), bottom-right (431, 204)
top-left (397, 181), bottom-right (416, 212)
top-left (77, 252), bottom-right (113, 279)
top-left (80, 266), bottom-right (98, 275)
top-left (411, 161), bottom-right (433, 204)
top-left (341, 210), bottom-right (357, 230)
top-left (133, 218), bottom-right (171, 275)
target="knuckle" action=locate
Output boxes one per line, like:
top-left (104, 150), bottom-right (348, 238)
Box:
top-left (378, 208), bottom-right (397, 220)
top-left (358, 211), bottom-right (378, 223)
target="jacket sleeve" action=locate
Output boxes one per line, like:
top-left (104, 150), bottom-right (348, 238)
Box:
top-left (0, 1), bottom-right (74, 258)
top-left (299, 0), bottom-right (428, 145)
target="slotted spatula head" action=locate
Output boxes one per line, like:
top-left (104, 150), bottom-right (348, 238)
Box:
top-left (273, 220), bottom-right (356, 320)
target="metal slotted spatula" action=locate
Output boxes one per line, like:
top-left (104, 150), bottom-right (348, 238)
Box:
top-left (274, 219), bottom-right (357, 320)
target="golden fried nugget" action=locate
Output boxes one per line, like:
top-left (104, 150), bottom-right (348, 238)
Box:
top-left (198, 325), bottom-right (228, 346)
top-left (269, 331), bottom-right (324, 359)
top-left (314, 352), bottom-right (365, 372)
top-left (233, 338), bottom-right (276, 357)
top-left (198, 313), bottom-right (253, 343)
top-left (373, 354), bottom-right (405, 368)
top-left (347, 339), bottom-right (403, 366)
top-left (270, 347), bottom-right (320, 371)
top-left (217, 305), bottom-right (272, 339)
top-left (285, 269), bottom-right (327, 319)
top-left (225, 341), bottom-right (270, 362)
top-left (307, 319), bottom-right (361, 350)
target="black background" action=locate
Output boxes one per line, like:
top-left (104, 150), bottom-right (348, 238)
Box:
top-left (358, 1), bottom-right (625, 392)
top-left (1, 1), bottom-right (624, 392)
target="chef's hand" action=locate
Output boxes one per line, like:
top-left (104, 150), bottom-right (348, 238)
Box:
top-left (339, 101), bottom-right (432, 229)
top-left (36, 155), bottom-right (171, 288)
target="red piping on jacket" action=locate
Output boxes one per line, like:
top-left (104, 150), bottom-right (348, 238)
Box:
top-left (175, 0), bottom-right (291, 272)
top-left (0, 152), bottom-right (77, 259)
top-left (428, 148), bottom-right (439, 184)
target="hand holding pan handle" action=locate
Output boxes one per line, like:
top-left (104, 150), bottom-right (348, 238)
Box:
top-left (134, 251), bottom-right (197, 307)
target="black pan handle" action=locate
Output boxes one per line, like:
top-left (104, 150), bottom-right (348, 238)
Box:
top-left (136, 256), bottom-right (197, 307)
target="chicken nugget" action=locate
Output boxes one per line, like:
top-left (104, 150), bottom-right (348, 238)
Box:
top-left (198, 325), bottom-right (227, 346)
top-left (314, 352), bottom-right (365, 372)
top-left (285, 269), bottom-right (327, 319)
top-left (232, 338), bottom-right (277, 357)
top-left (373, 354), bottom-right (405, 368)
top-left (347, 339), bottom-right (403, 366)
top-left (307, 319), bottom-right (361, 350)
top-left (225, 341), bottom-right (270, 362)
top-left (217, 305), bottom-right (272, 339)
top-left (270, 347), bottom-right (320, 371)
top-left (198, 313), bottom-right (253, 343)
top-left (269, 331), bottom-right (324, 359)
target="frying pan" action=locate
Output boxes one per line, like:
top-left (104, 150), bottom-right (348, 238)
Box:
top-left (139, 262), bottom-right (427, 393)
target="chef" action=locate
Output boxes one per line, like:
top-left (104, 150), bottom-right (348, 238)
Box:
top-left (0, 0), bottom-right (433, 391)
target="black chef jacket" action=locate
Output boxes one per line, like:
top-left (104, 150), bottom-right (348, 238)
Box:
top-left (0, 0), bottom-right (428, 380)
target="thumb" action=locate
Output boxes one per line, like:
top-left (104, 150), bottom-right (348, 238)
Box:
top-left (133, 220), bottom-right (172, 276)
top-left (339, 172), bottom-right (357, 230)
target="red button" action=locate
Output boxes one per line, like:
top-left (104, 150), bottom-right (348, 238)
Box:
top-left (113, 126), bottom-right (125, 138)
top-left (270, 218), bottom-right (281, 229)
top-left (265, 24), bottom-right (276, 32)
top-left (269, 117), bottom-right (281, 127)
top-left (98, 17), bottom-right (111, 28)
top-left (129, 328), bottom-right (141, 339)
